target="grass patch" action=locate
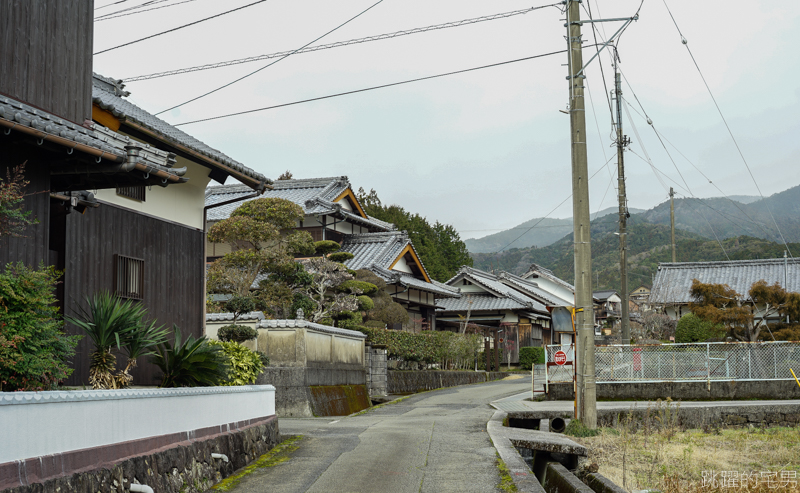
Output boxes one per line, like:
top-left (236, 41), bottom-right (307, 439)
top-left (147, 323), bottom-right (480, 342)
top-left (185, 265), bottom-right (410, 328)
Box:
top-left (496, 455), bottom-right (518, 492)
top-left (211, 435), bottom-right (302, 491)
top-left (564, 419), bottom-right (602, 438)
top-left (569, 401), bottom-right (800, 493)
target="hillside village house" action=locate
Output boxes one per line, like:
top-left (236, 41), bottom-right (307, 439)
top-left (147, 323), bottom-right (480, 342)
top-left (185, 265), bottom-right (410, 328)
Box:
top-left (649, 258), bottom-right (800, 321)
top-left (593, 290), bottom-right (622, 329)
top-left (0, 10), bottom-right (268, 385)
top-left (205, 177), bottom-right (459, 331)
top-left (438, 267), bottom-right (561, 362)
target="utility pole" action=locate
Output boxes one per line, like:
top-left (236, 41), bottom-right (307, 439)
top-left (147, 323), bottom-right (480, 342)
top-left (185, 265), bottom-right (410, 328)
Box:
top-left (614, 71), bottom-right (630, 344)
top-left (566, 0), bottom-right (596, 428)
top-left (669, 187), bottom-right (676, 262)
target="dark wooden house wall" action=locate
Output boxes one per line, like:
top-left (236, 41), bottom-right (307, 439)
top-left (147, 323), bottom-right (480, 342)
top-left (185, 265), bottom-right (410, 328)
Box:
top-left (0, 158), bottom-right (51, 268)
top-left (0, 0), bottom-right (93, 124)
top-left (63, 202), bottom-right (205, 386)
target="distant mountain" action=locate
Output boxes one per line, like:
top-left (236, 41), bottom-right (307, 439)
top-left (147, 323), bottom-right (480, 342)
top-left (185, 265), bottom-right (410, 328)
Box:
top-left (471, 213), bottom-right (800, 293)
top-left (726, 195), bottom-right (761, 205)
top-left (465, 206), bottom-right (643, 253)
top-left (638, 185), bottom-right (800, 244)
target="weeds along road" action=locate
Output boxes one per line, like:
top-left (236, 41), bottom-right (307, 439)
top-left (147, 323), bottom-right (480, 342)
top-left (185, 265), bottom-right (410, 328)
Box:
top-left (222, 376), bottom-right (532, 493)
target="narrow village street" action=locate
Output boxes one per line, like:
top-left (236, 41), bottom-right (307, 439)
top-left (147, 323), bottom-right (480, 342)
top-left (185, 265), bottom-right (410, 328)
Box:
top-left (226, 377), bottom-right (532, 493)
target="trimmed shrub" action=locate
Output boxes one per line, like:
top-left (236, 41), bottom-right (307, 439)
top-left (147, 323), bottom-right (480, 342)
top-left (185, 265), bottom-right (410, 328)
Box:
top-left (209, 340), bottom-right (265, 385)
top-left (357, 295), bottom-right (374, 311)
top-left (335, 310), bottom-right (363, 330)
top-left (150, 328), bottom-right (230, 387)
top-left (675, 314), bottom-right (725, 343)
top-left (356, 326), bottom-right (481, 369)
top-left (313, 240), bottom-right (341, 256)
top-left (519, 347), bottom-right (545, 370)
top-left (335, 280), bottom-right (378, 296)
top-left (327, 252), bottom-right (354, 263)
top-left (0, 263), bottom-right (80, 391)
top-left (218, 324), bottom-right (258, 343)
top-left (225, 296), bottom-right (256, 319)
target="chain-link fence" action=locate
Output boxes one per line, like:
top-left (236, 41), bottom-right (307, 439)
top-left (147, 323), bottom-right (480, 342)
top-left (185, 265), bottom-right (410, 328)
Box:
top-left (545, 344), bottom-right (576, 383)
top-left (546, 341), bottom-right (800, 384)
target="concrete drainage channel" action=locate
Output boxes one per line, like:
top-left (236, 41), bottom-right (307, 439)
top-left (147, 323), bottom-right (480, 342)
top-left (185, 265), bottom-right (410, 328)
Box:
top-left (487, 411), bottom-right (626, 493)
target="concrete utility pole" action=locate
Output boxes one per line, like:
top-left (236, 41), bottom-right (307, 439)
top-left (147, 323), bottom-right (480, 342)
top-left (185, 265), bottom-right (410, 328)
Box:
top-left (669, 187), bottom-right (676, 262)
top-left (614, 71), bottom-right (630, 344)
top-left (566, 0), bottom-right (596, 428)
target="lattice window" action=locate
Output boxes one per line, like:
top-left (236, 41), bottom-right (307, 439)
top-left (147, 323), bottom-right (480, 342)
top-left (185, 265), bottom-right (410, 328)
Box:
top-left (116, 186), bottom-right (146, 201)
top-left (114, 254), bottom-right (144, 300)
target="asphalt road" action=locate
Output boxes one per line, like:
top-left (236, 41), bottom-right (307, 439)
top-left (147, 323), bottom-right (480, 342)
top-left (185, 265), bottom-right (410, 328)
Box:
top-left (225, 376), bottom-right (532, 493)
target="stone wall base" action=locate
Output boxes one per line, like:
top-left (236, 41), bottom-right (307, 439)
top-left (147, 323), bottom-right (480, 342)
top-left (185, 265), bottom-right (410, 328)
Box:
top-left (309, 385), bottom-right (371, 416)
top-left (1, 416), bottom-right (280, 493)
top-left (388, 370), bottom-right (514, 394)
top-left (257, 366), bottom-right (368, 417)
top-left (546, 380), bottom-right (800, 401)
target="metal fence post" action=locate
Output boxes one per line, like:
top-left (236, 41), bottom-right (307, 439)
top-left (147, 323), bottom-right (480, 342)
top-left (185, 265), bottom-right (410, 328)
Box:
top-left (706, 343), bottom-right (710, 388)
top-left (748, 346), bottom-right (752, 379)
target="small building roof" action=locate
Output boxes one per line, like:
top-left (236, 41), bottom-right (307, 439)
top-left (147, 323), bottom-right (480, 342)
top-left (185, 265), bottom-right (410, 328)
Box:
top-left (92, 74), bottom-right (268, 187)
top-left (593, 290), bottom-right (619, 302)
top-left (496, 271), bottom-right (574, 307)
top-left (440, 267), bottom-right (549, 315)
top-left (649, 258), bottom-right (800, 304)
top-left (205, 177), bottom-right (393, 231)
top-left (0, 92), bottom-right (187, 187)
top-left (521, 263), bottom-right (575, 292)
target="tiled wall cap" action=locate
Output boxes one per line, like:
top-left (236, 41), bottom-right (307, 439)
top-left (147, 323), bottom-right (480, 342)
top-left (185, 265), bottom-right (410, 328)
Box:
top-left (0, 385), bottom-right (275, 406)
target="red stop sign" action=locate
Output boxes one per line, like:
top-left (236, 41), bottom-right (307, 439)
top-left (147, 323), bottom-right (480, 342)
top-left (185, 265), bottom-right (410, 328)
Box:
top-left (554, 350), bottom-right (567, 365)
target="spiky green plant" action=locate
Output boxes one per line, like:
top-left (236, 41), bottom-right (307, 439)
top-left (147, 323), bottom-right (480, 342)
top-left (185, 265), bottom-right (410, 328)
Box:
top-left (116, 318), bottom-right (169, 387)
top-left (150, 327), bottom-right (230, 388)
top-left (66, 291), bottom-right (148, 389)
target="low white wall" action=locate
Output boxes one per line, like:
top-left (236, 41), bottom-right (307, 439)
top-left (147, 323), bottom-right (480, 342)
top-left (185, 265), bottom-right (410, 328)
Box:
top-left (0, 385), bottom-right (275, 464)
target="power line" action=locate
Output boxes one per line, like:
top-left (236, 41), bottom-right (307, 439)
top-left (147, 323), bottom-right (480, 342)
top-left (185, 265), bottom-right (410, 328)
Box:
top-left (155, 0), bottom-right (387, 117)
top-left (494, 154), bottom-right (617, 253)
top-left (96, 0), bottom-right (202, 21)
top-left (661, 0), bottom-right (793, 258)
top-left (94, 0), bottom-right (268, 55)
top-left (124, 3), bottom-right (560, 82)
top-left (173, 50), bottom-right (567, 126)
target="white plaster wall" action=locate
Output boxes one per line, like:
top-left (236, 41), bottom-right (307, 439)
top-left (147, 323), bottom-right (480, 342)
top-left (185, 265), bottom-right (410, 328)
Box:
top-left (0, 386), bottom-right (275, 464)
top-left (392, 256), bottom-right (413, 274)
top-left (459, 282), bottom-right (488, 294)
top-left (337, 198), bottom-right (353, 211)
top-left (533, 278), bottom-right (575, 306)
top-left (306, 331), bottom-right (333, 363)
top-left (93, 157), bottom-right (211, 230)
top-left (501, 311), bottom-right (520, 323)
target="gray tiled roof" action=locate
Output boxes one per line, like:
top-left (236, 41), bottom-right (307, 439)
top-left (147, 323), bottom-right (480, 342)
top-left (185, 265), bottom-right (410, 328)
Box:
top-left (205, 177), bottom-right (393, 231)
top-left (649, 258), bottom-right (800, 304)
top-left (258, 319), bottom-right (366, 339)
top-left (370, 266), bottom-right (460, 298)
top-left (341, 232), bottom-right (409, 271)
top-left (0, 93), bottom-right (185, 179)
top-left (496, 271), bottom-right (573, 307)
top-left (437, 294), bottom-right (531, 312)
top-left (593, 290), bottom-right (618, 301)
top-left (521, 263), bottom-right (575, 292)
top-left (443, 267), bottom-right (549, 314)
top-left (205, 311), bottom-right (265, 322)
top-left (92, 74), bottom-right (268, 185)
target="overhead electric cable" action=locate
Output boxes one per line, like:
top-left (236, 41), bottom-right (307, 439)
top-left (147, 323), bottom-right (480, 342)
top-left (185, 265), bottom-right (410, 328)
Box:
top-left (96, 0), bottom-right (202, 21)
top-left (661, 0), bottom-right (793, 258)
top-left (494, 155), bottom-right (616, 253)
top-left (173, 50), bottom-right (567, 126)
top-left (155, 0), bottom-right (387, 116)
top-left (96, 0), bottom-right (169, 18)
top-left (619, 67), bottom-right (783, 243)
top-left (125, 3), bottom-right (559, 82)
top-left (94, 0), bottom-right (268, 55)
top-left (95, 0), bottom-right (132, 10)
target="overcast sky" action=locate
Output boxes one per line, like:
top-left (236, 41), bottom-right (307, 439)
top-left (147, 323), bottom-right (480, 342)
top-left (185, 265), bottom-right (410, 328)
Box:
top-left (93, 0), bottom-right (800, 244)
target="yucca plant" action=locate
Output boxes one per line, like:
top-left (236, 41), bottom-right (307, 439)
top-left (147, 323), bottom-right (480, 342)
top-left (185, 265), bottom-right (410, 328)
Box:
top-left (66, 291), bottom-right (148, 389)
top-left (116, 318), bottom-right (169, 387)
top-left (150, 327), bottom-right (230, 388)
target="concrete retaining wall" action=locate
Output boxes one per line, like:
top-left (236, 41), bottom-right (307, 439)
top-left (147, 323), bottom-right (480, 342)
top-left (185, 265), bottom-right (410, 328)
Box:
top-left (1, 415), bottom-right (279, 493)
top-left (252, 319), bottom-right (369, 417)
top-left (388, 370), bottom-right (514, 394)
top-left (546, 380), bottom-right (800, 401)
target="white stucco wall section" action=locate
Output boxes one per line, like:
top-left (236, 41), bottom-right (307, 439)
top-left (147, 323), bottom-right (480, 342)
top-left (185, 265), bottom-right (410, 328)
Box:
top-left (392, 255), bottom-right (413, 274)
top-left (0, 386), bottom-right (275, 464)
top-left (94, 157), bottom-right (211, 230)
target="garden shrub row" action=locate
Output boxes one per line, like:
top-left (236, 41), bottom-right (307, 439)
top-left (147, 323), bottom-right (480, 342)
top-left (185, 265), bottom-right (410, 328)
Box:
top-left (518, 346), bottom-right (545, 370)
top-left (356, 326), bottom-right (481, 369)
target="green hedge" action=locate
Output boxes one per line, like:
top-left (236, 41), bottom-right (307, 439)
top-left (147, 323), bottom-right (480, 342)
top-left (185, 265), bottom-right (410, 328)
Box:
top-left (675, 314), bottom-right (725, 343)
top-left (519, 347), bottom-right (545, 370)
top-left (356, 326), bottom-right (481, 370)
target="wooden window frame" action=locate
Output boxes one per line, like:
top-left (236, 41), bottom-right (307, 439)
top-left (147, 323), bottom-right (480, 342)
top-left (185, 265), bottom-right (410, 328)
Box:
top-left (114, 254), bottom-right (145, 300)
